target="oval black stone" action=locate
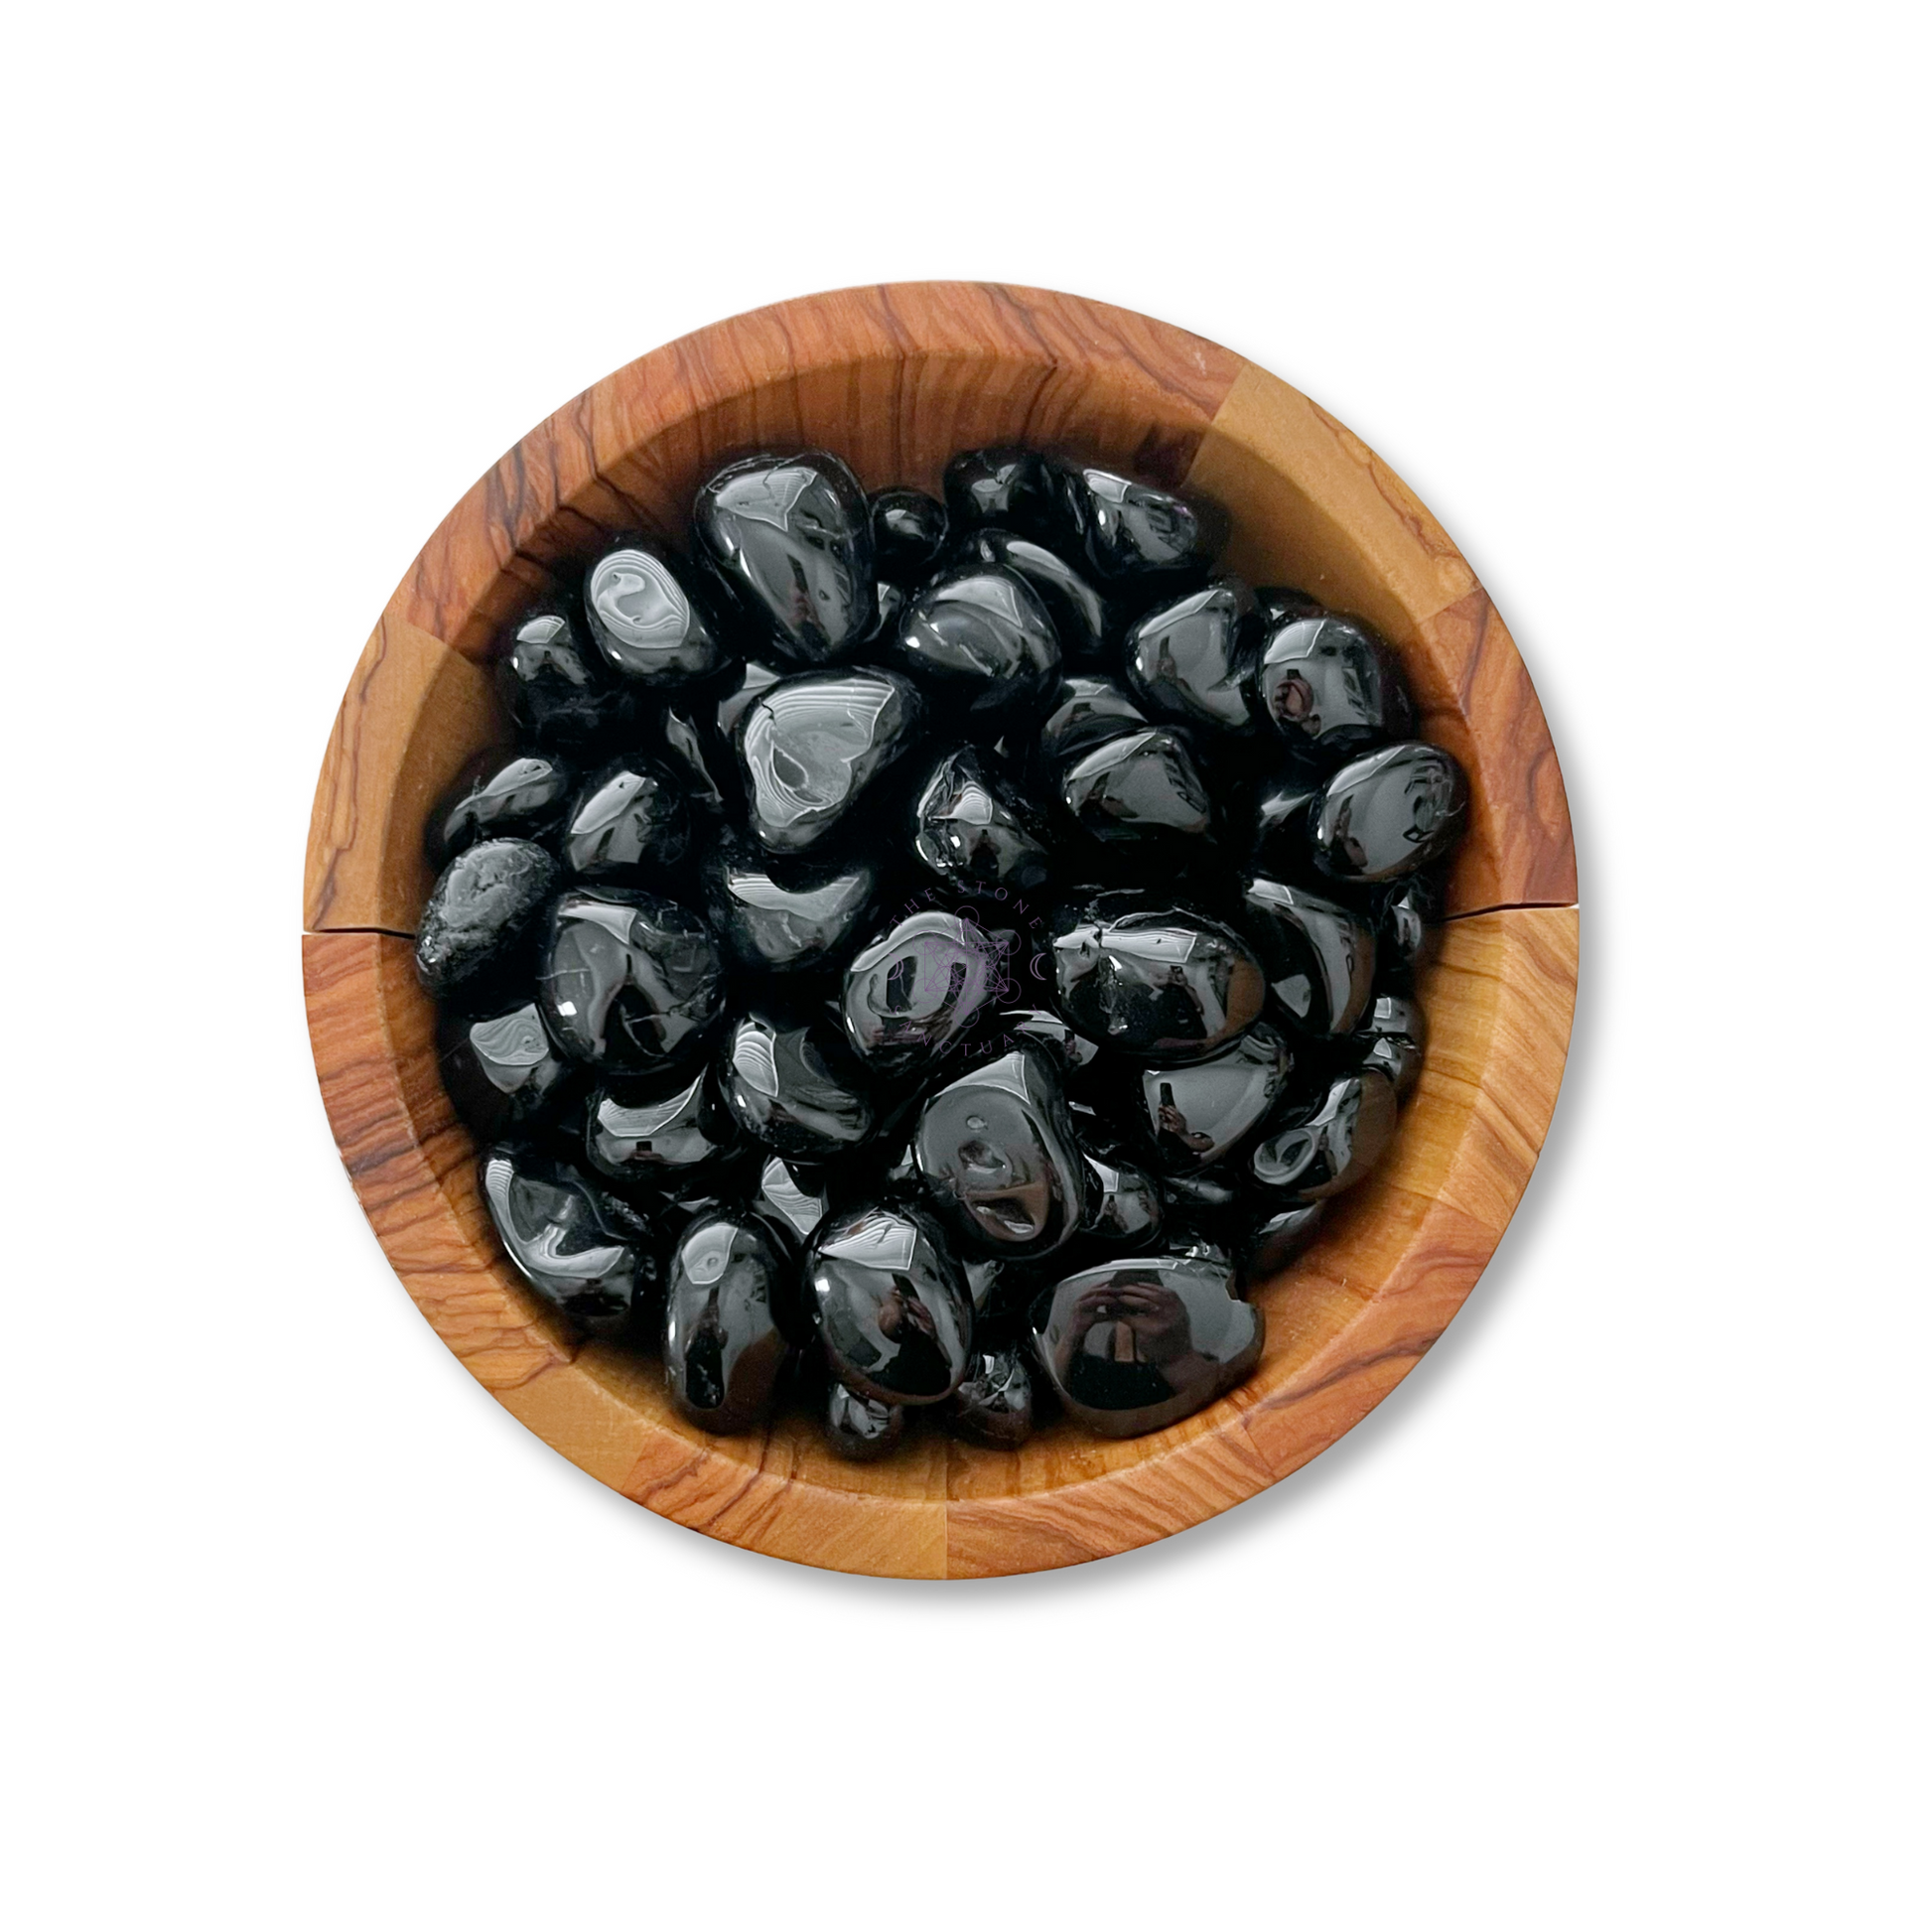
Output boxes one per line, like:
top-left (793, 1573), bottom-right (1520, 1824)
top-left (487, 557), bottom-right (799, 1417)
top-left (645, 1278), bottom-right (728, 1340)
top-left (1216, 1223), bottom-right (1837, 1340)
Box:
top-left (913, 1045), bottom-right (1089, 1258)
top-left (1037, 675), bottom-right (1151, 765)
top-left (694, 451), bottom-right (875, 662)
top-left (824, 1383), bottom-right (905, 1460)
top-left (1257, 614), bottom-right (1416, 766)
top-left (910, 746), bottom-right (1051, 891)
top-left (480, 1143), bottom-right (654, 1336)
top-left (949, 1348), bottom-right (1035, 1448)
top-left (740, 668), bottom-right (924, 855)
top-left (416, 838), bottom-right (560, 1008)
top-left (1245, 1201), bottom-right (1327, 1282)
top-left (1138, 1023), bottom-right (1293, 1173)
top-left (1311, 742), bottom-right (1469, 883)
top-left (583, 542), bottom-right (726, 685)
top-left (560, 755), bottom-right (689, 882)
top-left (720, 1012), bottom-right (876, 1161)
top-left (1249, 1068), bottom-right (1399, 1200)
top-left (1055, 466), bottom-right (1228, 583)
top-left (662, 1209), bottom-right (791, 1433)
top-left (943, 447), bottom-right (1055, 537)
top-left (961, 529), bottom-right (1113, 666)
top-left (1123, 577), bottom-right (1259, 733)
top-left (702, 840), bottom-right (877, 975)
top-left (1031, 1249), bottom-right (1262, 1437)
top-left (584, 1065), bottom-right (733, 1184)
top-left (536, 888), bottom-right (725, 1072)
top-left (1239, 877), bottom-right (1377, 1036)
top-left (892, 568), bottom-right (1060, 730)
top-left (870, 486), bottom-right (949, 583)
top-left (427, 747), bottom-right (575, 869)
top-left (438, 1001), bottom-right (580, 1142)
top-left (840, 910), bottom-right (1013, 1074)
top-left (808, 1202), bottom-right (974, 1406)
top-left (1354, 992), bottom-right (1428, 1097)
top-left (1049, 897), bottom-right (1266, 1062)
top-left (496, 604), bottom-right (636, 751)
top-left (1059, 727), bottom-right (1212, 842)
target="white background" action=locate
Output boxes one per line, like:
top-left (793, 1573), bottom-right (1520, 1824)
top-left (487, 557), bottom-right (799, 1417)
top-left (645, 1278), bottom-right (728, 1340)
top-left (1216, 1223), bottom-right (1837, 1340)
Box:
top-left (3, 3), bottom-right (1925, 1926)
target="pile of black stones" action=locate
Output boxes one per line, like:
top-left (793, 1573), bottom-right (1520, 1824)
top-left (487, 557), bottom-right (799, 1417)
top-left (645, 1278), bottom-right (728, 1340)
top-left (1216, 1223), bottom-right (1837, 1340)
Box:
top-left (417, 446), bottom-right (1468, 1457)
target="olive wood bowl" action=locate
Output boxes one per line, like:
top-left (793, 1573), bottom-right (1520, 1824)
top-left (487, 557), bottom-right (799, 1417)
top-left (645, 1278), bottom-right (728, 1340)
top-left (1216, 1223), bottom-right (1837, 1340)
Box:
top-left (303, 282), bottom-right (1578, 1580)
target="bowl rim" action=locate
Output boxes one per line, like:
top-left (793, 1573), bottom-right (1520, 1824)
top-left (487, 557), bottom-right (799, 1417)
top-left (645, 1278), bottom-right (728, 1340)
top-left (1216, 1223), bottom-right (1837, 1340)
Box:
top-left (302, 281), bottom-right (1579, 1580)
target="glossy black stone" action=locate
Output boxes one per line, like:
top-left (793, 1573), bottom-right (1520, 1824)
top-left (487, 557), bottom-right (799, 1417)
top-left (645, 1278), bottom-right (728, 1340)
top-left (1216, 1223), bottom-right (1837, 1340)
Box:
top-left (560, 755), bottom-right (689, 882)
top-left (480, 1143), bottom-right (654, 1336)
top-left (1257, 615), bottom-right (1416, 767)
top-left (583, 541), bottom-right (726, 686)
top-left (999, 1008), bottom-right (1101, 1072)
top-left (537, 888), bottom-right (725, 1072)
top-left (714, 658), bottom-right (786, 739)
top-left (870, 486), bottom-right (949, 583)
top-left (659, 704), bottom-right (735, 822)
top-left (914, 1046), bottom-right (1088, 1258)
top-left (1354, 992), bottom-right (1427, 1097)
top-left (496, 604), bottom-right (636, 751)
top-left (694, 451), bottom-right (875, 663)
top-left (585, 1066), bottom-right (733, 1184)
top-left (1138, 1023), bottom-right (1292, 1173)
top-left (1049, 897), bottom-right (1266, 1062)
top-left (1123, 577), bottom-right (1259, 733)
top-left (1081, 1151), bottom-right (1166, 1244)
top-left (1250, 1068), bottom-right (1399, 1200)
top-left (754, 1155), bottom-right (830, 1249)
top-left (949, 1348), bottom-right (1035, 1448)
top-left (703, 839), bottom-right (877, 975)
top-left (1240, 877), bottom-right (1377, 1036)
top-left (910, 746), bottom-right (1051, 891)
top-left (892, 568), bottom-right (1060, 731)
top-left (1255, 587), bottom-right (1325, 629)
top-left (1250, 775), bottom-right (1322, 874)
top-left (416, 838), bottom-right (561, 1007)
top-left (1059, 727), bottom-right (1212, 842)
top-left (961, 529), bottom-right (1112, 666)
top-left (1031, 1249), bottom-right (1262, 1437)
top-left (1245, 1201), bottom-right (1327, 1281)
top-left (426, 747), bottom-right (575, 869)
top-left (1037, 675), bottom-right (1150, 765)
top-left (1375, 873), bottom-right (1444, 983)
top-left (720, 1012), bottom-right (876, 1161)
top-left (1312, 742), bottom-right (1469, 883)
top-left (1055, 465), bottom-right (1228, 584)
top-left (840, 910), bottom-right (1014, 1074)
top-left (739, 668), bottom-right (924, 855)
top-left (943, 447), bottom-right (1055, 537)
top-left (438, 1001), bottom-right (579, 1142)
top-left (808, 1202), bottom-right (974, 1406)
top-left (824, 1383), bottom-right (904, 1460)
top-left (662, 1210), bottom-right (791, 1433)
top-left (1161, 1169), bottom-right (1242, 1215)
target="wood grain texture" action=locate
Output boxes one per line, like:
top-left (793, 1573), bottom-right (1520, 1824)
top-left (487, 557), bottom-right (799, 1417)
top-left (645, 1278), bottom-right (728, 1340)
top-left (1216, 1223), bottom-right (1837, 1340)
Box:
top-left (1186, 364), bottom-right (1576, 914)
top-left (399, 282), bottom-right (1246, 660)
top-left (304, 614), bottom-right (501, 932)
top-left (303, 910), bottom-right (1576, 1579)
top-left (301, 283), bottom-right (1581, 1577)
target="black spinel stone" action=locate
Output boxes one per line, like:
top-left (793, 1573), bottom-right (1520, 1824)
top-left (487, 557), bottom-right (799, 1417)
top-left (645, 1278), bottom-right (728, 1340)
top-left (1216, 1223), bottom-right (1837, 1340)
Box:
top-left (417, 838), bottom-right (560, 1008)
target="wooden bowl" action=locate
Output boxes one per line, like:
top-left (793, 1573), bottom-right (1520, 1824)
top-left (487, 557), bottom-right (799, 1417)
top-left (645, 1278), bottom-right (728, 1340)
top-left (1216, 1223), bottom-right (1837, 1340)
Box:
top-left (303, 282), bottom-right (1578, 1580)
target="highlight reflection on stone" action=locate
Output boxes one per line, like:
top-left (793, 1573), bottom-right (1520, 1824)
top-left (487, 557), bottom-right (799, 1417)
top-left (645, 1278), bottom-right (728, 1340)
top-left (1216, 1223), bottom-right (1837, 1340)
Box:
top-left (1031, 1249), bottom-right (1262, 1437)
